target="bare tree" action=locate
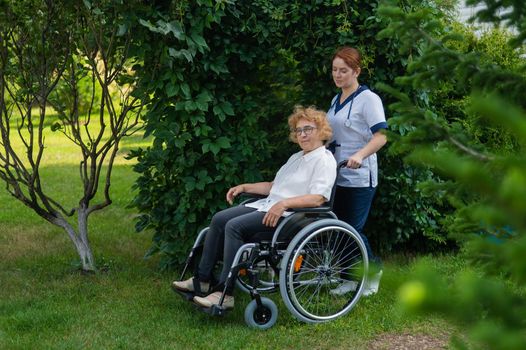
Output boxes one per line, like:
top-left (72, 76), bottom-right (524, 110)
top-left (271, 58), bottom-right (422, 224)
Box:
top-left (0, 1), bottom-right (143, 271)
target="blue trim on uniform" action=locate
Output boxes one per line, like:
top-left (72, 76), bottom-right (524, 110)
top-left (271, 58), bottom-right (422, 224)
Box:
top-left (334, 85), bottom-right (369, 114)
top-left (370, 121), bottom-right (388, 134)
top-left (332, 92), bottom-right (342, 113)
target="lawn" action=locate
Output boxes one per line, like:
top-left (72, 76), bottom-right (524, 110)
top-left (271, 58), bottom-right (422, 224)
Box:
top-left (0, 122), bottom-right (458, 349)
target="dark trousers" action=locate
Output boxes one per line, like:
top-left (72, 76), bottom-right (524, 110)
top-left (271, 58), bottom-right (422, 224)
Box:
top-left (197, 205), bottom-right (279, 295)
top-left (333, 185), bottom-right (380, 265)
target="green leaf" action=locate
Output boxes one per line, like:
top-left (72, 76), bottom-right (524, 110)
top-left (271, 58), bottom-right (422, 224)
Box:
top-left (190, 31), bottom-right (208, 49)
top-left (190, 113), bottom-right (205, 125)
top-left (196, 101), bottom-right (208, 111)
top-left (184, 101), bottom-right (197, 112)
top-left (168, 48), bottom-right (193, 63)
top-left (184, 177), bottom-right (196, 191)
top-left (117, 24), bottom-right (127, 36)
top-left (210, 62), bottom-right (229, 74)
top-left (50, 122), bottom-right (62, 132)
top-left (82, 0), bottom-right (92, 10)
top-left (139, 19), bottom-right (158, 32)
top-left (166, 21), bottom-right (184, 40)
top-left (210, 143), bottom-right (220, 155)
top-left (202, 141), bottom-right (210, 154)
top-left (213, 105), bottom-right (224, 120)
top-left (166, 82), bottom-right (179, 97)
top-left (220, 102), bottom-right (234, 116)
top-left (173, 138), bottom-right (186, 148)
top-left (196, 90), bottom-right (213, 103)
top-left (216, 136), bottom-right (231, 149)
top-left (181, 83), bottom-right (191, 98)
top-left (195, 91), bottom-right (211, 111)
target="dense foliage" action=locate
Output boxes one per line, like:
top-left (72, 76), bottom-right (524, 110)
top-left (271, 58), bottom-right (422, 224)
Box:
top-left (378, 0), bottom-right (526, 348)
top-left (131, 0), bottom-right (450, 268)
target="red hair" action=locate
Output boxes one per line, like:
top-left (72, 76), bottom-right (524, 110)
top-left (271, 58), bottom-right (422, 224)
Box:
top-left (332, 47), bottom-right (361, 71)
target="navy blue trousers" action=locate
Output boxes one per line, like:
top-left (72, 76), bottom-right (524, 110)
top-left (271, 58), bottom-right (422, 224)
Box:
top-left (332, 185), bottom-right (380, 265)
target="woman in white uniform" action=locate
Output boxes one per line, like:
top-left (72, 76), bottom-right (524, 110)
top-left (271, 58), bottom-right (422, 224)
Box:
top-left (327, 47), bottom-right (388, 295)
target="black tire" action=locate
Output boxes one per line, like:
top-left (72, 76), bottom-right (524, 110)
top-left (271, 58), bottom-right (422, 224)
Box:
top-left (244, 297), bottom-right (278, 330)
top-left (279, 219), bottom-right (368, 323)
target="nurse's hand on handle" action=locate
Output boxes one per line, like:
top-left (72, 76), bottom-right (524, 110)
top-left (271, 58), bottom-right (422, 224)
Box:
top-left (346, 154), bottom-right (363, 169)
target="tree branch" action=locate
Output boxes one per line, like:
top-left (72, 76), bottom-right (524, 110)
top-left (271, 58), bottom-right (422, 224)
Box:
top-left (448, 136), bottom-right (495, 162)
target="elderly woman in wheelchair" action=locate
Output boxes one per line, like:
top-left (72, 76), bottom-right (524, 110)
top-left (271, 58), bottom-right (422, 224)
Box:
top-left (173, 106), bottom-right (370, 329)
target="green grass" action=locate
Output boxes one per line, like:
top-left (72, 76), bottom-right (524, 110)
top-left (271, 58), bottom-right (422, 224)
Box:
top-left (0, 121), bottom-right (459, 349)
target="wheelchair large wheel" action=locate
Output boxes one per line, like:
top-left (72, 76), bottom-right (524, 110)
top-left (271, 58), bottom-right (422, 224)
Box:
top-left (236, 255), bottom-right (279, 294)
top-left (279, 219), bottom-right (368, 323)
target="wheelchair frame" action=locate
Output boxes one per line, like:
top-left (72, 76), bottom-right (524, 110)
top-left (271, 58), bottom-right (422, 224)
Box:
top-left (174, 161), bottom-right (370, 329)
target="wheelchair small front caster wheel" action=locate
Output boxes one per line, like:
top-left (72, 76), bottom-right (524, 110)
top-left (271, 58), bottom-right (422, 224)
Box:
top-left (244, 297), bottom-right (278, 330)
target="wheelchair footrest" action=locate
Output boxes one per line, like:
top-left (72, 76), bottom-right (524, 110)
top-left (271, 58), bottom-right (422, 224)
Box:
top-left (196, 304), bottom-right (229, 317)
top-left (172, 287), bottom-right (197, 302)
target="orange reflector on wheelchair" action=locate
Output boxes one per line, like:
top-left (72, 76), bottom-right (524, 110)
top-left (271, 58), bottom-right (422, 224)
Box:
top-left (239, 268), bottom-right (247, 276)
top-left (294, 255), bottom-right (304, 272)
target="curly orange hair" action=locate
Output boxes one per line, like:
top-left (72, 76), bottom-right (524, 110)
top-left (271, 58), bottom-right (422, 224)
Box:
top-left (288, 106), bottom-right (332, 144)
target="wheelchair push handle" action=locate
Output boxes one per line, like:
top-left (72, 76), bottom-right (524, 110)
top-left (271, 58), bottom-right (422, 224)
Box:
top-left (338, 159), bottom-right (360, 169)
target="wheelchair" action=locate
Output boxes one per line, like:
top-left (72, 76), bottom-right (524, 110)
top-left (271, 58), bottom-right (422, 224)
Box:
top-left (174, 161), bottom-right (369, 329)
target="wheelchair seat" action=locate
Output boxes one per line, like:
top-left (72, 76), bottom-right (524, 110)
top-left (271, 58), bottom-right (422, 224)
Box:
top-left (246, 213), bottom-right (313, 244)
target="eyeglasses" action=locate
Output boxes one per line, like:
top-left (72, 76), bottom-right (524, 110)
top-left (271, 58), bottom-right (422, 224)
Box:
top-left (291, 126), bottom-right (317, 136)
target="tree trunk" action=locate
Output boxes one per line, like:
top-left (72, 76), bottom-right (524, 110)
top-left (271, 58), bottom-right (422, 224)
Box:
top-left (77, 205), bottom-right (95, 271)
top-left (75, 237), bottom-right (96, 272)
top-left (54, 209), bottom-right (96, 272)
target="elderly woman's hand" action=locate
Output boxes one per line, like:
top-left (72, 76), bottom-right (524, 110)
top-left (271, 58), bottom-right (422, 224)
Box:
top-left (226, 184), bottom-right (245, 205)
top-left (263, 201), bottom-right (287, 227)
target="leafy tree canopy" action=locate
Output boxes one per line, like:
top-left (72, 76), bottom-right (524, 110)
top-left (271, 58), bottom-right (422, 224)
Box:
top-left (378, 0), bottom-right (526, 348)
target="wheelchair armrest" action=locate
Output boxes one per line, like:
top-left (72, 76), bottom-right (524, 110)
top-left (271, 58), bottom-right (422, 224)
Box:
top-left (238, 192), bottom-right (267, 205)
top-left (290, 204), bottom-right (332, 214)
top-left (239, 192), bottom-right (267, 199)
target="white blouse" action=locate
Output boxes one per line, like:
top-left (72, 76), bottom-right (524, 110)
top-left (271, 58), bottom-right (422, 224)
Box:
top-left (245, 146), bottom-right (337, 216)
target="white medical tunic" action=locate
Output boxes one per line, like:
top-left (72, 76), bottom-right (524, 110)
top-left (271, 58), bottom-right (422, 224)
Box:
top-left (245, 146), bottom-right (337, 216)
top-left (327, 88), bottom-right (387, 188)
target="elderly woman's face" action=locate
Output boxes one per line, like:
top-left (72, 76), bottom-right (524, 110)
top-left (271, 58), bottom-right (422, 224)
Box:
top-left (293, 118), bottom-right (324, 153)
